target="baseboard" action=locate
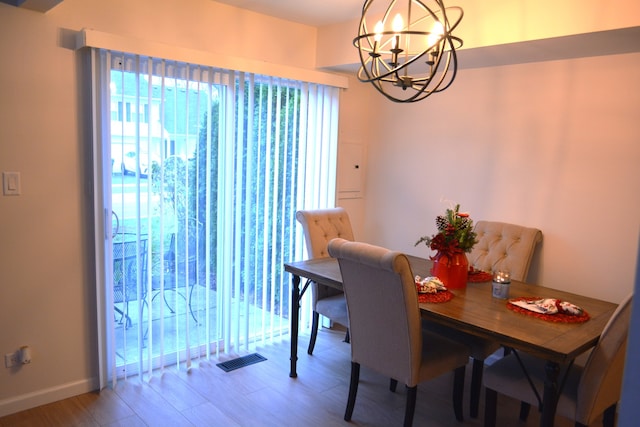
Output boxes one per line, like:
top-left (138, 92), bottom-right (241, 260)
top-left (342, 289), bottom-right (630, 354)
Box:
top-left (0, 377), bottom-right (99, 418)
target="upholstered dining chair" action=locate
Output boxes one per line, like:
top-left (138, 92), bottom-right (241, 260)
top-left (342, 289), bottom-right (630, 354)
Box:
top-left (483, 293), bottom-right (633, 427)
top-left (468, 220), bottom-right (543, 283)
top-left (328, 238), bottom-right (470, 426)
top-left (296, 207), bottom-right (354, 354)
top-left (425, 220), bottom-right (543, 418)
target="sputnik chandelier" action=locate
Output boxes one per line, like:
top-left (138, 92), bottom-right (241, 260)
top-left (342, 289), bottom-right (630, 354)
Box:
top-left (353, 0), bottom-right (463, 103)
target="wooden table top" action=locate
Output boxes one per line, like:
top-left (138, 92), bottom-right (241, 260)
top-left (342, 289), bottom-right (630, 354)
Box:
top-left (284, 255), bottom-right (618, 364)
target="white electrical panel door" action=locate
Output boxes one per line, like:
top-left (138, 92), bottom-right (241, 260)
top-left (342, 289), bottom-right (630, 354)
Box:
top-left (338, 143), bottom-right (363, 198)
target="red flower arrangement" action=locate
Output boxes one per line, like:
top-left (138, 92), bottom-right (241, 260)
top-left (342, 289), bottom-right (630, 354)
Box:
top-left (415, 204), bottom-right (478, 258)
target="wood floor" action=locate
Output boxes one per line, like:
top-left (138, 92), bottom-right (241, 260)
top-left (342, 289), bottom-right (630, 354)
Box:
top-left (0, 327), bottom-right (599, 427)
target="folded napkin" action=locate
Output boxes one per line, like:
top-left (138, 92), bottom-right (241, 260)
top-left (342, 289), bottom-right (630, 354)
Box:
top-left (415, 276), bottom-right (447, 294)
top-left (509, 298), bottom-right (584, 316)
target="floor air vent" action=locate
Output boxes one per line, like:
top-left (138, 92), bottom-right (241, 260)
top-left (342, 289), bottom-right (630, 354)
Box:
top-left (216, 353), bottom-right (267, 372)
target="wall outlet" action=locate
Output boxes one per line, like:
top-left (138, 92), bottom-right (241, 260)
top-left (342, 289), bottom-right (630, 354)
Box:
top-left (4, 352), bottom-right (18, 368)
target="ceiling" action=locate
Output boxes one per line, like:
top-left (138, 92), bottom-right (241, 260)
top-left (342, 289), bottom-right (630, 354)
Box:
top-left (5, 0), bottom-right (638, 69)
top-left (0, 0), bottom-right (62, 12)
top-left (213, 0), bottom-right (366, 27)
top-left (212, 1), bottom-right (640, 67)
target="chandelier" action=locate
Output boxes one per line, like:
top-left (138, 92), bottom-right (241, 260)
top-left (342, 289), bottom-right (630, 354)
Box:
top-left (353, 0), bottom-right (463, 103)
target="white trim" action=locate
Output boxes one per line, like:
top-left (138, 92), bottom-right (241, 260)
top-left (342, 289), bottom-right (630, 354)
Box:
top-left (0, 377), bottom-right (98, 418)
top-left (76, 29), bottom-right (349, 89)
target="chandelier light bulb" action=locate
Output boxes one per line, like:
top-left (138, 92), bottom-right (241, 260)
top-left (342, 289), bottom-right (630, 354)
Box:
top-left (428, 21), bottom-right (444, 48)
top-left (392, 13), bottom-right (404, 33)
top-left (374, 21), bottom-right (384, 43)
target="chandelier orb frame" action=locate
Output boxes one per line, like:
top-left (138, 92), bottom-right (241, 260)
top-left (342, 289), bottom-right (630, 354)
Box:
top-left (353, 0), bottom-right (464, 103)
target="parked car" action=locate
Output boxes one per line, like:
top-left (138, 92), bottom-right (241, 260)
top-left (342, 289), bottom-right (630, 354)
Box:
top-left (114, 151), bottom-right (157, 177)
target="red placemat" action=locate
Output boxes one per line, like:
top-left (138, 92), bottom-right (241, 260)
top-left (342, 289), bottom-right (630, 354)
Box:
top-left (507, 297), bottom-right (590, 323)
top-left (468, 270), bottom-right (492, 282)
top-left (418, 290), bottom-right (454, 303)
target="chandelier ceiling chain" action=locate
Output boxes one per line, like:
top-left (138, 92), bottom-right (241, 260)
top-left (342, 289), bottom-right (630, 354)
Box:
top-left (353, 0), bottom-right (463, 103)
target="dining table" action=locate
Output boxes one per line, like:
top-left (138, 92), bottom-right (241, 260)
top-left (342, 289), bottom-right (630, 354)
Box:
top-left (283, 255), bottom-right (618, 427)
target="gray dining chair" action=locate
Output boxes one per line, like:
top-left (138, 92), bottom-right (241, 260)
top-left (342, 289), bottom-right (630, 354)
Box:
top-left (296, 207), bottom-right (353, 354)
top-left (328, 238), bottom-right (470, 426)
top-left (483, 293), bottom-right (633, 427)
top-left (424, 220), bottom-right (543, 418)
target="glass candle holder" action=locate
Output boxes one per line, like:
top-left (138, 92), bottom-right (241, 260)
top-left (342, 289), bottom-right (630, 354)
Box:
top-left (492, 270), bottom-right (511, 299)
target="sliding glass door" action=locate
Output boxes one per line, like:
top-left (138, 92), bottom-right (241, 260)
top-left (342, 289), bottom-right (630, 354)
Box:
top-left (92, 49), bottom-right (340, 383)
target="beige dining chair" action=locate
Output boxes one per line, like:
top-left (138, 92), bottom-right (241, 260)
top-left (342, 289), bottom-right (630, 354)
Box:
top-left (328, 238), bottom-right (470, 426)
top-left (483, 293), bottom-right (633, 427)
top-left (425, 220), bottom-right (543, 418)
top-left (296, 207), bottom-right (354, 354)
top-left (468, 220), bottom-right (543, 283)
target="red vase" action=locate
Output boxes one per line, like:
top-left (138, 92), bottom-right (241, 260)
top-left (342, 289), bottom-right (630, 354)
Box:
top-left (431, 251), bottom-right (469, 289)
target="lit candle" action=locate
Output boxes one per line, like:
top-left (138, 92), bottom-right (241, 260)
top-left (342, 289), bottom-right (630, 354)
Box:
top-left (492, 270), bottom-right (511, 299)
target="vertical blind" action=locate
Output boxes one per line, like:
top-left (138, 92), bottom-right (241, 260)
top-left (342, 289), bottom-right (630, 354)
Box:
top-left (90, 48), bottom-right (339, 386)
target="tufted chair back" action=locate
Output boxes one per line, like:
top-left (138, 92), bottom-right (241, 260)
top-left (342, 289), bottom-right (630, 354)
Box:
top-left (468, 221), bottom-right (542, 282)
top-left (296, 208), bottom-right (355, 259)
top-left (295, 207), bottom-right (355, 354)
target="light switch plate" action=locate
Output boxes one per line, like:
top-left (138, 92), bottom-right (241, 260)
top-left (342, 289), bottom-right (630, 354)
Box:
top-left (2, 171), bottom-right (21, 196)
top-left (5, 352), bottom-right (18, 368)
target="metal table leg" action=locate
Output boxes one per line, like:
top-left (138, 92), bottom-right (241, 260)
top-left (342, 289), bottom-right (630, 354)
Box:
top-left (289, 274), bottom-right (301, 377)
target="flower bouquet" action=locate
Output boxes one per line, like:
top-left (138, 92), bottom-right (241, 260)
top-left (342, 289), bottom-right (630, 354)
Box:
top-left (415, 203), bottom-right (477, 288)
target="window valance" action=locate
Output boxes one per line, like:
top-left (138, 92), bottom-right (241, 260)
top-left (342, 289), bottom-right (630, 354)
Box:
top-left (76, 28), bottom-right (349, 89)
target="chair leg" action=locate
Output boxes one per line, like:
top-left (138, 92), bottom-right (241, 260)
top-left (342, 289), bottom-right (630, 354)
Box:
top-left (602, 403), bottom-right (617, 427)
top-left (114, 306), bottom-right (132, 329)
top-left (470, 358), bottom-right (484, 418)
top-left (484, 388), bottom-right (498, 427)
top-left (152, 290), bottom-right (175, 313)
top-left (344, 328), bottom-right (350, 343)
top-left (404, 386), bottom-right (418, 427)
top-left (390, 378), bottom-right (398, 392)
top-left (307, 311), bottom-right (320, 355)
top-left (344, 362), bottom-right (360, 421)
top-left (162, 293), bottom-right (176, 313)
top-left (453, 366), bottom-right (465, 422)
top-left (519, 402), bottom-right (531, 421)
top-left (187, 285), bottom-right (199, 323)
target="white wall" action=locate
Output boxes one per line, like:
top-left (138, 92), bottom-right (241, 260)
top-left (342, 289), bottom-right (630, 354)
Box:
top-left (359, 53), bottom-right (640, 303)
